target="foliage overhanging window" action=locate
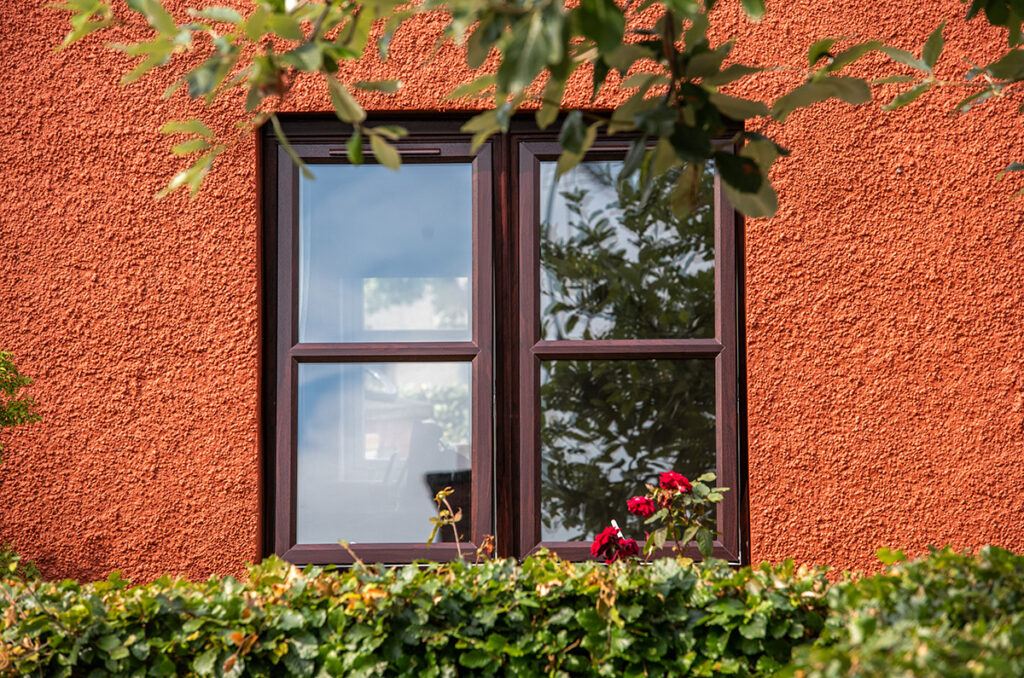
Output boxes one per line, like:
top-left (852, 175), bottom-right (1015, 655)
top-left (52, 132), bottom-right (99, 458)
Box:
top-left (262, 117), bottom-right (746, 565)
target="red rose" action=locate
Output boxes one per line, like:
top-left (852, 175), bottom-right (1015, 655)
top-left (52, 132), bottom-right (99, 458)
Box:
top-left (612, 538), bottom-right (640, 562)
top-left (591, 526), bottom-right (620, 560)
top-left (659, 471), bottom-right (692, 493)
top-left (627, 496), bottom-right (656, 518)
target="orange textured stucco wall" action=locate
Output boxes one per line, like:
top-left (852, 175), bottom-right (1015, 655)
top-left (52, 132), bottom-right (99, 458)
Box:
top-left (1, 0), bottom-right (1022, 581)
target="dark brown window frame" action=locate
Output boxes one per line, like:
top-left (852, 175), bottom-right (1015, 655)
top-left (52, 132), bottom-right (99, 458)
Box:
top-left (260, 115), bottom-right (749, 565)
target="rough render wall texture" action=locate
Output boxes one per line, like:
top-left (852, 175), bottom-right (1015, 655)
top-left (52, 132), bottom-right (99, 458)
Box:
top-left (1, 0), bottom-right (1022, 581)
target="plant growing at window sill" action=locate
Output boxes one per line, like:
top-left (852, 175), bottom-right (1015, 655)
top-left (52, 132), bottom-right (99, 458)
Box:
top-left (591, 471), bottom-right (727, 564)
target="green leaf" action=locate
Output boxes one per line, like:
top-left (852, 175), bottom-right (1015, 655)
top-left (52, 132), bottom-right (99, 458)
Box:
top-left (575, 608), bottom-right (606, 633)
top-left (708, 92), bottom-right (769, 120)
top-left (986, 0), bottom-right (1011, 27)
top-left (696, 529), bottom-right (713, 558)
top-left (882, 81), bottom-right (933, 110)
top-left (278, 608), bottom-right (305, 630)
top-left (827, 41), bottom-right (882, 72)
top-left (558, 110), bottom-right (587, 154)
top-left (268, 114), bottom-right (313, 181)
top-left (876, 547), bottom-right (907, 564)
top-left (536, 77), bottom-right (565, 129)
top-left (807, 38), bottom-right (838, 67)
top-left (485, 633), bottom-right (508, 653)
top-left (577, 0), bottom-right (625, 56)
top-left (714, 151), bottom-right (762, 193)
top-left (186, 57), bottom-right (224, 98)
top-left (771, 76), bottom-right (870, 122)
top-left (192, 6), bottom-right (242, 23)
top-left (140, 0), bottom-right (177, 35)
top-left (923, 20), bottom-right (946, 69)
top-left (986, 48), bottom-right (1024, 79)
top-left (282, 43), bottom-right (322, 71)
top-left (193, 649), bottom-right (218, 676)
top-left (669, 124), bottom-right (711, 162)
top-left (97, 635), bottom-right (120, 652)
top-left (605, 43), bottom-right (654, 73)
top-left (871, 74), bottom-right (918, 84)
top-left (360, 126), bottom-right (401, 142)
top-left (685, 49), bottom-right (727, 80)
top-left (723, 175), bottom-right (777, 217)
top-left (740, 0), bottom-right (765, 20)
top-left (446, 75), bottom-right (494, 100)
top-left (267, 13), bottom-right (303, 41)
top-left (352, 79), bottom-right (402, 93)
top-left (879, 45), bottom-right (929, 72)
top-left (171, 138), bottom-right (209, 155)
top-left (998, 161), bottom-right (1024, 178)
top-left (369, 134), bottom-right (401, 170)
top-left (459, 649), bottom-right (492, 668)
top-left (702, 63), bottom-right (763, 87)
top-left (328, 79), bottom-right (366, 124)
top-left (462, 109), bottom-right (498, 134)
top-left (160, 119), bottom-right (213, 138)
top-left (739, 614), bottom-right (767, 639)
top-left (346, 131), bottom-right (363, 165)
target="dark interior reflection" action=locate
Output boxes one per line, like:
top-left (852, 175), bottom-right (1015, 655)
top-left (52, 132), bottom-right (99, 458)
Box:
top-left (539, 162), bottom-right (717, 542)
top-left (540, 161), bottom-right (715, 340)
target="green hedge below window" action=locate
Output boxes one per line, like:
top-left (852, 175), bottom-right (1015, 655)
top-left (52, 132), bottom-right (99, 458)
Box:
top-left (1, 554), bottom-right (826, 677)
top-left (3, 546), bottom-right (1023, 677)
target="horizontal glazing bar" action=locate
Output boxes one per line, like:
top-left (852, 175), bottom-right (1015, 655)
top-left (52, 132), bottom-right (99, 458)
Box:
top-left (290, 343), bottom-right (480, 361)
top-left (531, 339), bottom-right (722, 359)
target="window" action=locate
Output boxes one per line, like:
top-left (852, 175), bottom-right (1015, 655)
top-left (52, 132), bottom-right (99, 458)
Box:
top-left (261, 117), bottom-right (747, 565)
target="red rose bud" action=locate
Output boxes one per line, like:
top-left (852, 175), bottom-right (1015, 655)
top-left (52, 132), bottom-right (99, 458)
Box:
top-left (627, 496), bottom-right (656, 518)
top-left (659, 471), bottom-right (692, 493)
top-left (591, 526), bottom-right (620, 560)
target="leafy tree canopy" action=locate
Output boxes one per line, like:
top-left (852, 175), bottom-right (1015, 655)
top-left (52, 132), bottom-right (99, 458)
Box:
top-left (55, 0), bottom-right (1023, 212)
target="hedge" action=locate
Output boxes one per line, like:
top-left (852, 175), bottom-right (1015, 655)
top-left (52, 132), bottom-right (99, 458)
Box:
top-left (781, 545), bottom-right (1024, 677)
top-left (5, 546), bottom-right (1024, 677)
top-left (0, 554), bottom-right (828, 677)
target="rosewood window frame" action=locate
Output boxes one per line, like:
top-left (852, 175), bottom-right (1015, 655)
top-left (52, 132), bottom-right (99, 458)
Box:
top-left (261, 115), bottom-right (749, 565)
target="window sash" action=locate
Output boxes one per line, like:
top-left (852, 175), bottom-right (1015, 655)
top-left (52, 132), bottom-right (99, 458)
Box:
top-left (513, 138), bottom-right (743, 562)
top-left (268, 135), bottom-right (494, 564)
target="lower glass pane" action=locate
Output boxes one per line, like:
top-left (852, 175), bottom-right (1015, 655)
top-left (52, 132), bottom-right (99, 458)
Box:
top-left (540, 359), bottom-right (716, 542)
top-left (296, 362), bottom-right (471, 544)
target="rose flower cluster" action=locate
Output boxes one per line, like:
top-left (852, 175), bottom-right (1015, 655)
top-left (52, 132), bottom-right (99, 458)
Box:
top-left (590, 526), bottom-right (640, 564)
top-left (591, 471), bottom-right (693, 563)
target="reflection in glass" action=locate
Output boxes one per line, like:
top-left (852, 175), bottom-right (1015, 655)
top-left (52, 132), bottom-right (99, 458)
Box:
top-left (539, 161), bottom-right (715, 340)
top-left (299, 163), bottom-right (473, 343)
top-left (540, 359), bottom-right (715, 542)
top-left (296, 362), bottom-right (471, 544)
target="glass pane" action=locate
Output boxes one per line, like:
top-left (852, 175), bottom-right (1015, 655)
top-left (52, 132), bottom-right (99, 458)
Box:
top-left (540, 359), bottom-right (715, 542)
top-left (296, 362), bottom-right (471, 544)
top-left (539, 161), bottom-right (715, 340)
top-left (299, 163), bottom-right (473, 343)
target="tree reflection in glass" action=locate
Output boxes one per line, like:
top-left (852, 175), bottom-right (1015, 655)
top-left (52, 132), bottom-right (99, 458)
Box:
top-left (539, 162), bottom-right (718, 542)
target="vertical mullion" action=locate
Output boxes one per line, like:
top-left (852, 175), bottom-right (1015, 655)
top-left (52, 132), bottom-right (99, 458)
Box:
top-left (493, 134), bottom-right (518, 558)
top-left (517, 142), bottom-right (541, 556)
top-left (715, 166), bottom-right (741, 562)
top-left (471, 145), bottom-right (494, 547)
top-left (275, 149), bottom-right (299, 556)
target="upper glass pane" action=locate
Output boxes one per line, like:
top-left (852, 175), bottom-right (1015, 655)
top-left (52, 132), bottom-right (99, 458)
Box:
top-left (299, 163), bottom-right (473, 343)
top-left (540, 358), bottom-right (716, 542)
top-left (296, 362), bottom-right (471, 544)
top-left (539, 161), bottom-right (715, 340)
